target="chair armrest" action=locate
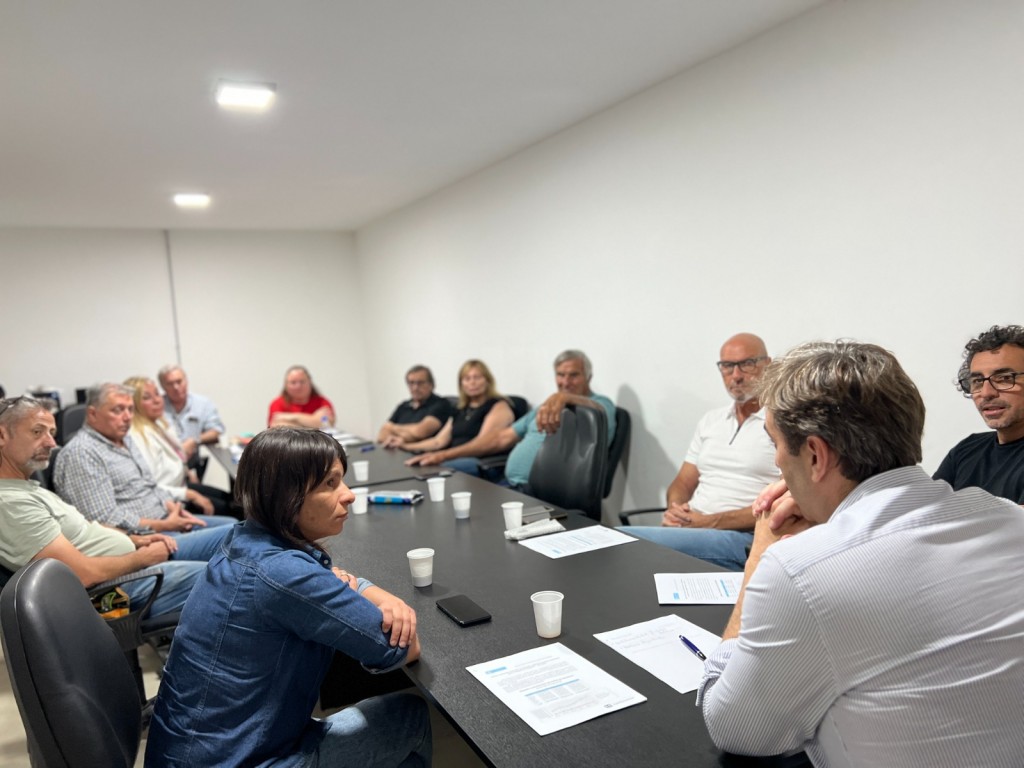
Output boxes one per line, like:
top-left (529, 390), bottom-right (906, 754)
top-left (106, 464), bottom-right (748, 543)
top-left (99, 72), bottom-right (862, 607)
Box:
top-left (477, 453), bottom-right (510, 472)
top-left (617, 507), bottom-right (667, 526)
top-left (88, 567), bottom-right (164, 620)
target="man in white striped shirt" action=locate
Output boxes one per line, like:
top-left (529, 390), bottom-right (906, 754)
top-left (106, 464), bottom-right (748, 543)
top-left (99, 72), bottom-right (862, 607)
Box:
top-left (698, 341), bottom-right (1024, 767)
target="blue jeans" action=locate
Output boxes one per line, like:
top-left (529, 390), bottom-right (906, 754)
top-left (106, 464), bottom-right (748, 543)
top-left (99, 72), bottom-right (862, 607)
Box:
top-left (441, 457), bottom-right (480, 476)
top-left (120, 560), bottom-right (205, 616)
top-left (618, 527), bottom-right (753, 571)
top-left (169, 520), bottom-right (235, 561)
top-left (289, 691), bottom-right (432, 767)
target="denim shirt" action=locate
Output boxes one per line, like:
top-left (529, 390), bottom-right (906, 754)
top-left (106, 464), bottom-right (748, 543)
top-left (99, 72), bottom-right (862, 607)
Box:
top-left (146, 520), bottom-right (408, 767)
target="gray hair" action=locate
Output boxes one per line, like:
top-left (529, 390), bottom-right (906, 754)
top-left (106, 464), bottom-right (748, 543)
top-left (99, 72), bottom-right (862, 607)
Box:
top-left (0, 396), bottom-right (56, 432)
top-left (157, 364), bottom-right (184, 384)
top-left (553, 349), bottom-right (592, 380)
top-left (957, 325), bottom-right (1024, 383)
top-left (757, 340), bottom-right (924, 483)
top-left (86, 383), bottom-right (134, 409)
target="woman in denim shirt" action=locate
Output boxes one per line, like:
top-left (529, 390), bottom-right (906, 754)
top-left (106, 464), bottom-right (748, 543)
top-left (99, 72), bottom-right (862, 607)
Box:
top-left (146, 428), bottom-right (432, 767)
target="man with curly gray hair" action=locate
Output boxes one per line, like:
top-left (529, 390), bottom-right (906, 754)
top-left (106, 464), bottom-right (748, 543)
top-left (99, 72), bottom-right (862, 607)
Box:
top-left (934, 324), bottom-right (1024, 503)
top-left (698, 340), bottom-right (1024, 766)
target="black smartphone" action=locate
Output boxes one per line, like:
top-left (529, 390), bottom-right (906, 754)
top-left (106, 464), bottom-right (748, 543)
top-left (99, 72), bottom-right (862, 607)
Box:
top-left (436, 595), bottom-right (492, 627)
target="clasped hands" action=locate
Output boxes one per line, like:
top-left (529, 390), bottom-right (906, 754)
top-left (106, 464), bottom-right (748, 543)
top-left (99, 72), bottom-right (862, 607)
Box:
top-left (750, 479), bottom-right (816, 548)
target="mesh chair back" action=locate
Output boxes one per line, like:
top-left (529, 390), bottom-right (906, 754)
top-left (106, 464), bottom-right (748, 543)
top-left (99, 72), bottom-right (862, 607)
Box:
top-left (1, 559), bottom-right (142, 768)
top-left (528, 405), bottom-right (608, 520)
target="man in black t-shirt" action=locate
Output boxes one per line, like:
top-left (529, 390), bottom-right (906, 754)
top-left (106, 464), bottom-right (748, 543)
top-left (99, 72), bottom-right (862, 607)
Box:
top-left (934, 325), bottom-right (1024, 504)
top-left (377, 365), bottom-right (453, 448)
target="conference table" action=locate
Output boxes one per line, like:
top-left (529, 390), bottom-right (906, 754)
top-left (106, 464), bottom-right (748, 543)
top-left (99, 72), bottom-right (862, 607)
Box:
top-left (327, 472), bottom-right (789, 768)
top-left (208, 441), bottom-right (437, 488)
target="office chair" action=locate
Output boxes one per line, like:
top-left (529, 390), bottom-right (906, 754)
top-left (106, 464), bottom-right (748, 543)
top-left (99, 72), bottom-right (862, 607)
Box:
top-left (603, 406), bottom-right (631, 498)
top-left (55, 404), bottom-right (87, 445)
top-left (527, 405), bottom-right (608, 520)
top-left (1, 559), bottom-right (144, 768)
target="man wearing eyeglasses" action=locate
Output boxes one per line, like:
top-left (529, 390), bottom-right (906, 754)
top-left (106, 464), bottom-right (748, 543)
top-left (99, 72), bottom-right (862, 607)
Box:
top-left (934, 324), bottom-right (1024, 503)
top-left (376, 365), bottom-right (454, 449)
top-left (621, 333), bottom-right (780, 570)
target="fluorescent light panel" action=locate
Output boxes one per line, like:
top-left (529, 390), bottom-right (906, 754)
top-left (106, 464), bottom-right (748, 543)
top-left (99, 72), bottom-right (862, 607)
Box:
top-left (216, 81), bottom-right (276, 110)
top-left (173, 193), bottom-right (211, 208)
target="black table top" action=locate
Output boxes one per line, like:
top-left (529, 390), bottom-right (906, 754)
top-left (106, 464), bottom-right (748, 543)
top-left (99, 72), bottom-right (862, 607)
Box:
top-left (327, 473), bottom-right (736, 768)
top-left (342, 445), bottom-right (445, 487)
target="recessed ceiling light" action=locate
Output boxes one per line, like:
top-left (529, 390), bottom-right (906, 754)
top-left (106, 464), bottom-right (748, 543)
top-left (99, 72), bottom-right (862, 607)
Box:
top-left (215, 80), bottom-right (276, 110)
top-left (173, 193), bottom-right (211, 209)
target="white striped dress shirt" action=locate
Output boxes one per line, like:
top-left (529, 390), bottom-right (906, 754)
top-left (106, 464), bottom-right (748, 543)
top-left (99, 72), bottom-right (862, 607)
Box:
top-left (698, 466), bottom-right (1024, 767)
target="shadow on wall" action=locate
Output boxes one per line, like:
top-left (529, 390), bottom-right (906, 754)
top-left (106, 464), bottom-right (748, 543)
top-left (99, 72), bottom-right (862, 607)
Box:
top-left (601, 384), bottom-right (680, 522)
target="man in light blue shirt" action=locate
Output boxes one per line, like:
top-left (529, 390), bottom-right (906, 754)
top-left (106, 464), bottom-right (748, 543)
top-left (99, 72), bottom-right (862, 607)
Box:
top-left (158, 365), bottom-right (225, 462)
top-left (469, 350), bottom-right (615, 490)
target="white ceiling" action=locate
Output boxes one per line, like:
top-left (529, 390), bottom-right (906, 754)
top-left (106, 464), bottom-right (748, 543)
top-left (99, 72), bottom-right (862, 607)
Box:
top-left (0, 0), bottom-right (824, 230)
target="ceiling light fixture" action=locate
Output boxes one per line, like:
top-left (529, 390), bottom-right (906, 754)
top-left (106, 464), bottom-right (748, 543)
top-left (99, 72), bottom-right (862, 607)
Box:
top-left (173, 193), bottom-right (211, 209)
top-left (215, 80), bottom-right (276, 110)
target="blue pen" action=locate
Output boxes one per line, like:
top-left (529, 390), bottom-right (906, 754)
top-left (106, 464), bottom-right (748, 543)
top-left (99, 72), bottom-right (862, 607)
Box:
top-left (360, 444), bottom-right (376, 453)
top-left (679, 635), bottom-right (706, 661)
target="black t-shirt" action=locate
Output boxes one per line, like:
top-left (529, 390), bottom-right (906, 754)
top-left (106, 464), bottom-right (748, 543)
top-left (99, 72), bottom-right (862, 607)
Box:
top-left (933, 432), bottom-right (1024, 503)
top-left (450, 398), bottom-right (502, 448)
top-left (388, 393), bottom-right (453, 426)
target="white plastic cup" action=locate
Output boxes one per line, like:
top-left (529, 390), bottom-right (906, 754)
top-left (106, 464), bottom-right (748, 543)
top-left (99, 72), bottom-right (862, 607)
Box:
top-left (531, 591), bottom-right (564, 638)
top-left (427, 476), bottom-right (446, 502)
top-left (451, 491), bottom-right (471, 519)
top-left (353, 461), bottom-right (369, 482)
top-left (351, 487), bottom-right (369, 515)
top-left (407, 548), bottom-right (435, 587)
top-left (502, 501), bottom-right (524, 530)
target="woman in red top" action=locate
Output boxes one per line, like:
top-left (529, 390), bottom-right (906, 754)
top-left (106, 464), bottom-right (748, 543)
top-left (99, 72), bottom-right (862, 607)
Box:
top-left (268, 365), bottom-right (336, 428)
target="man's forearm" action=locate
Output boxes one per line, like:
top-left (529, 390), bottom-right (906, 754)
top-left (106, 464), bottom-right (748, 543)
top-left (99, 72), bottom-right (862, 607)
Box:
top-left (705, 507), bottom-right (756, 531)
top-left (199, 428), bottom-right (221, 445)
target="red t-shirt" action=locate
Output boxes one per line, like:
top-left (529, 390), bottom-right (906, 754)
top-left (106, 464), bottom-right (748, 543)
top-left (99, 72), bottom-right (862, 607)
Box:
top-left (267, 394), bottom-right (335, 426)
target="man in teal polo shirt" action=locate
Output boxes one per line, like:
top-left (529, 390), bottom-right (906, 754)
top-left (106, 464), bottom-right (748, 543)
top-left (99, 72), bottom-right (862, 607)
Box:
top-left (473, 350), bottom-right (615, 490)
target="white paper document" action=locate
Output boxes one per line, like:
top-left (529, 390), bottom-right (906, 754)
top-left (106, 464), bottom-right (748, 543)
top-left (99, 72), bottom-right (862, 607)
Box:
top-left (466, 642), bottom-right (646, 736)
top-left (594, 614), bottom-right (722, 695)
top-left (654, 572), bottom-right (743, 604)
top-left (517, 526), bottom-right (636, 559)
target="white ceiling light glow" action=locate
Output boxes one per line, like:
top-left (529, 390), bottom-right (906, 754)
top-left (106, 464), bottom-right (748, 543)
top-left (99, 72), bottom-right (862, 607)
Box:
top-left (173, 193), bottom-right (211, 208)
top-left (215, 80), bottom-right (276, 110)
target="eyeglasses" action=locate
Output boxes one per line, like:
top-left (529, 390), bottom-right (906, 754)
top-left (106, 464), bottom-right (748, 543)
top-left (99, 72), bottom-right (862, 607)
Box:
top-left (717, 356), bottom-right (768, 374)
top-left (406, 379), bottom-right (430, 388)
top-left (0, 396), bottom-right (34, 417)
top-left (958, 371), bottom-right (1024, 396)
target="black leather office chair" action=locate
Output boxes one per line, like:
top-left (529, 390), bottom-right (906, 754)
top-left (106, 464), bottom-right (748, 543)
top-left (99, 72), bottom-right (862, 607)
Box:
top-left (1, 559), bottom-right (144, 768)
top-left (603, 406), bottom-right (631, 498)
top-left (56, 404), bottom-right (87, 445)
top-left (527, 405), bottom-right (608, 520)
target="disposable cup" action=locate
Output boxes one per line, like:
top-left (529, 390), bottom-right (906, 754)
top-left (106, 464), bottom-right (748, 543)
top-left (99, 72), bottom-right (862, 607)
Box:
top-left (351, 487), bottom-right (369, 515)
top-left (353, 461), bottom-right (369, 482)
top-left (451, 491), bottom-right (471, 519)
top-left (531, 590), bottom-right (564, 638)
top-left (407, 548), bottom-right (435, 587)
top-left (502, 501), bottom-right (524, 530)
top-left (427, 476), bottom-right (446, 502)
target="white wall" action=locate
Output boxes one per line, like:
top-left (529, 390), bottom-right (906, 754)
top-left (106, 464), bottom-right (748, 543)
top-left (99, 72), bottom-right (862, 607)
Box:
top-left (355, 0), bottom-right (1024, 519)
top-left (4, 1), bottom-right (1022, 520)
top-left (1, 229), bottom-right (367, 487)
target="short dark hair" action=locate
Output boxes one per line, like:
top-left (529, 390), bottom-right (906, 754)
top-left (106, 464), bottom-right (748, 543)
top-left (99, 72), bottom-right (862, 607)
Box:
top-left (758, 340), bottom-right (925, 483)
top-left (958, 325), bottom-right (1024, 383)
top-left (406, 365), bottom-right (434, 386)
top-left (235, 428), bottom-right (348, 554)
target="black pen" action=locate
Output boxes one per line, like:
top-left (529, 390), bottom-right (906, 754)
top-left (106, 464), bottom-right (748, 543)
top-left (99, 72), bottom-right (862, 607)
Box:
top-left (679, 634), bottom-right (706, 661)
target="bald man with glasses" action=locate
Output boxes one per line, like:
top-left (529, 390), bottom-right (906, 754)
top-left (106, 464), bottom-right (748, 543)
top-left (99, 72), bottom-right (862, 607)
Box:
top-left (934, 324), bottom-right (1024, 504)
top-left (620, 333), bottom-right (780, 570)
